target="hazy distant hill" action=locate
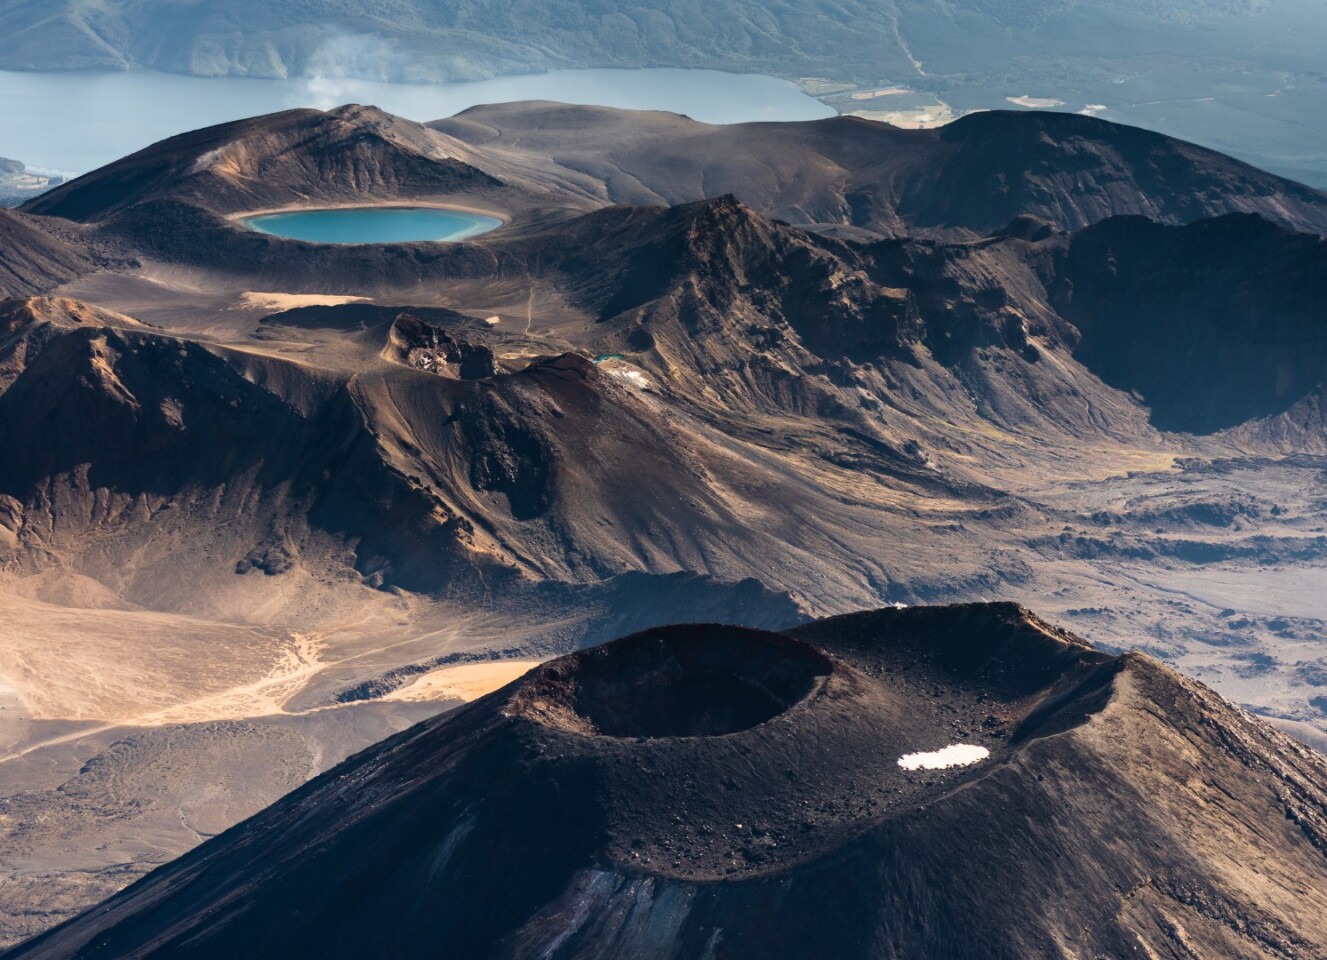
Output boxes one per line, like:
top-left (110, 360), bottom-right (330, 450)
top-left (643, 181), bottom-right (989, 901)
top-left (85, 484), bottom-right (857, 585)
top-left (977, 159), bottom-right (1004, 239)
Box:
top-left (0, 0), bottom-right (907, 80)
top-left (0, 0), bottom-right (1305, 81)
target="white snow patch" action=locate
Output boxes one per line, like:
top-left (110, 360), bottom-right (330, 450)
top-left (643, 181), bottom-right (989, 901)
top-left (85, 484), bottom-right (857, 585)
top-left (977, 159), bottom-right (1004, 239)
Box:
top-left (897, 743), bottom-right (990, 771)
top-left (609, 369), bottom-right (652, 389)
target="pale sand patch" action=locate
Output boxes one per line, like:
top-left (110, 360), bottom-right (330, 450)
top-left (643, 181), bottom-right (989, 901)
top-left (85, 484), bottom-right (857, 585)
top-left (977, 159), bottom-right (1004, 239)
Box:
top-left (1007, 96), bottom-right (1066, 109)
top-left (386, 659), bottom-right (544, 703)
top-left (239, 292), bottom-right (370, 312)
top-left (849, 87), bottom-right (910, 101)
top-left (898, 743), bottom-right (990, 771)
top-left (596, 358), bottom-right (653, 390)
top-left (0, 589), bottom-right (283, 724)
top-left (848, 103), bottom-right (956, 129)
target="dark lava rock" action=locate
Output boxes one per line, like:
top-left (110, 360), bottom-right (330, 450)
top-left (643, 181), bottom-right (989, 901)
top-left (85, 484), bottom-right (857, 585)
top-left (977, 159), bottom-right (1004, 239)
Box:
top-left (235, 539), bottom-right (298, 576)
top-left (388, 312), bottom-right (496, 380)
top-left (9, 603), bottom-right (1327, 959)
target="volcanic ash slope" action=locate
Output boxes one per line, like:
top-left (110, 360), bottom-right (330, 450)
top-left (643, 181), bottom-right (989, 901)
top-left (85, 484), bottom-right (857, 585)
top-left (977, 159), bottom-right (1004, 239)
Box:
top-left (11, 603), bottom-right (1327, 960)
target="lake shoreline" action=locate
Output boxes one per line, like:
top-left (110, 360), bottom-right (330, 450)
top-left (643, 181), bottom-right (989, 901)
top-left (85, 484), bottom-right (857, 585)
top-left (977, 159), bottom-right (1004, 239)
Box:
top-left (230, 199), bottom-right (512, 224)
top-left (0, 67), bottom-right (835, 179)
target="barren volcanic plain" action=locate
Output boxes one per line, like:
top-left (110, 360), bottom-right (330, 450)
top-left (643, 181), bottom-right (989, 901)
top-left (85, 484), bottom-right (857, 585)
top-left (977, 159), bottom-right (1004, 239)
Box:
top-left (3, 101), bottom-right (1327, 946)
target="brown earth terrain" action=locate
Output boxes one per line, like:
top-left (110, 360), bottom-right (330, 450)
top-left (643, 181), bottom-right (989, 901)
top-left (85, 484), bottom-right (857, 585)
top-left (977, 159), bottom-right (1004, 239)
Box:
top-left (1, 102), bottom-right (1327, 945)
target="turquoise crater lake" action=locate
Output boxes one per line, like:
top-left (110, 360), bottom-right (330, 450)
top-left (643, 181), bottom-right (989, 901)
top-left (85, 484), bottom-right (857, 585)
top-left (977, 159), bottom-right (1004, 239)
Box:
top-left (240, 207), bottom-right (502, 244)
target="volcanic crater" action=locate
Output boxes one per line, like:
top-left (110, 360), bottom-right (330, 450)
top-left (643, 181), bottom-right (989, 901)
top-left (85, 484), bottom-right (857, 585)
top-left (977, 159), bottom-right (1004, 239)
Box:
top-left (511, 626), bottom-right (833, 738)
top-left (238, 205), bottom-right (505, 245)
top-left (16, 605), bottom-right (1327, 960)
top-left (493, 615), bottom-right (1095, 884)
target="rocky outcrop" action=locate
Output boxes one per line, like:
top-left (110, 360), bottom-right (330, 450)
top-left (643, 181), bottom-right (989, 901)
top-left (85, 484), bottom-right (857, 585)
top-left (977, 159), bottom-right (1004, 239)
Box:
top-left (387, 312), bottom-right (496, 379)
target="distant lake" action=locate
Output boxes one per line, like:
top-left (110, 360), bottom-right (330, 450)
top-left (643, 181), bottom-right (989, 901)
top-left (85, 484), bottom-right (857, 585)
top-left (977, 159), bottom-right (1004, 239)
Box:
top-left (0, 68), bottom-right (834, 177)
top-left (242, 207), bottom-right (503, 244)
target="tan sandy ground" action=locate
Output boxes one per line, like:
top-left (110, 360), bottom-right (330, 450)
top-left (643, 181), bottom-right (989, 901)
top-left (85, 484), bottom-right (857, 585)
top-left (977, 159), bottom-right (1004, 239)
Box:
top-left (239, 292), bottom-right (370, 312)
top-left (0, 577), bottom-right (544, 766)
top-left (385, 660), bottom-right (546, 703)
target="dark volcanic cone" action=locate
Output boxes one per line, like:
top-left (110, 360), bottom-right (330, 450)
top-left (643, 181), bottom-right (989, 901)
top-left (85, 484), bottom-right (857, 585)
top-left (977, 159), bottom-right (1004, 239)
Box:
top-left (15, 105), bottom-right (537, 281)
top-left (9, 603), bottom-right (1327, 959)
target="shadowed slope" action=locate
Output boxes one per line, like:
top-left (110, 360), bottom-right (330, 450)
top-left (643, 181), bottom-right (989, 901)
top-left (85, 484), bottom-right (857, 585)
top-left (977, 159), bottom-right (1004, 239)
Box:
top-left (0, 211), bottom-right (92, 298)
top-left (1052, 213), bottom-right (1327, 433)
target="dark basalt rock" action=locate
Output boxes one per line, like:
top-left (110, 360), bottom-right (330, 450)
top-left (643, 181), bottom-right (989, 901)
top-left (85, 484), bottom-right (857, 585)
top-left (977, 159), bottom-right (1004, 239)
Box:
top-left (388, 312), bottom-right (496, 379)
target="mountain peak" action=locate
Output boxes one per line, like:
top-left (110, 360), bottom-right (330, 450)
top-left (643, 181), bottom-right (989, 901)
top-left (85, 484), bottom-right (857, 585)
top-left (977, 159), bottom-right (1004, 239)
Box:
top-left (22, 105), bottom-right (503, 223)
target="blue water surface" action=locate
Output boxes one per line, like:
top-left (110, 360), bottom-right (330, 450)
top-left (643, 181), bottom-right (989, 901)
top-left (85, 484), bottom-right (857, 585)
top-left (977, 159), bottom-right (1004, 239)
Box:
top-left (242, 207), bottom-right (502, 243)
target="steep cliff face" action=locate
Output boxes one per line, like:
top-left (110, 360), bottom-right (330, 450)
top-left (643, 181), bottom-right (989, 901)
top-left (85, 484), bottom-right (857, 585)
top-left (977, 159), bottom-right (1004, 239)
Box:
top-left (12, 605), bottom-right (1327, 960)
top-left (1050, 213), bottom-right (1327, 434)
top-left (501, 195), bottom-right (1327, 448)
